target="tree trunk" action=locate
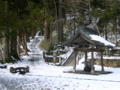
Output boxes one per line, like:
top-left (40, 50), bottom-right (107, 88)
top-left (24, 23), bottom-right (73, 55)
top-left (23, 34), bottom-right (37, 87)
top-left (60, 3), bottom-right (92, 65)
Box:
top-left (53, 0), bottom-right (58, 32)
top-left (17, 34), bottom-right (20, 56)
top-left (58, 0), bottom-right (63, 42)
top-left (113, 19), bottom-right (117, 46)
top-left (21, 32), bottom-right (29, 55)
top-left (3, 1), bottom-right (11, 63)
top-left (44, 19), bottom-right (50, 40)
top-left (3, 29), bottom-right (10, 63)
top-left (10, 31), bottom-right (20, 60)
top-left (104, 26), bottom-right (108, 40)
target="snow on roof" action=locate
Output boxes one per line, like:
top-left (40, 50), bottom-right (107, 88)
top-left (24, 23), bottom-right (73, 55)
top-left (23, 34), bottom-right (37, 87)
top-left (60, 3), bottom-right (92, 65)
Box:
top-left (90, 35), bottom-right (116, 47)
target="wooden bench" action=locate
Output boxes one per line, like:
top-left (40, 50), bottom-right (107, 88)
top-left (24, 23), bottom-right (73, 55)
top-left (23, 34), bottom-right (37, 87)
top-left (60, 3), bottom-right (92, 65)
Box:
top-left (10, 66), bottom-right (29, 74)
top-left (0, 65), bottom-right (7, 69)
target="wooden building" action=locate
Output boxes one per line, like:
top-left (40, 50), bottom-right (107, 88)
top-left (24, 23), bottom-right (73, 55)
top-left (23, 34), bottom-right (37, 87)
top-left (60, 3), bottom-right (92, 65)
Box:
top-left (62, 24), bottom-right (115, 74)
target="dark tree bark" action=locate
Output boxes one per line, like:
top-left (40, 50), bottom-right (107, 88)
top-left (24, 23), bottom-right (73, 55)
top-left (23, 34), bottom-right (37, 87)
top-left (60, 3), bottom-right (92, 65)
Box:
top-left (10, 31), bottom-right (20, 60)
top-left (44, 19), bottom-right (50, 40)
top-left (113, 19), bottom-right (117, 46)
top-left (58, 0), bottom-right (63, 42)
top-left (3, 1), bottom-right (11, 63)
top-left (104, 26), bottom-right (108, 40)
top-left (3, 29), bottom-right (11, 63)
top-left (21, 31), bottom-right (29, 55)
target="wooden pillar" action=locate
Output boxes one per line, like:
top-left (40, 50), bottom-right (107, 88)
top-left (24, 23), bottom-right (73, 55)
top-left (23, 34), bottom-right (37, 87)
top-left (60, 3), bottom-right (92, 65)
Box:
top-left (85, 51), bottom-right (87, 66)
top-left (101, 51), bottom-right (104, 72)
top-left (91, 51), bottom-right (94, 74)
top-left (73, 51), bottom-right (77, 72)
top-left (53, 51), bottom-right (57, 63)
top-left (59, 56), bottom-right (62, 65)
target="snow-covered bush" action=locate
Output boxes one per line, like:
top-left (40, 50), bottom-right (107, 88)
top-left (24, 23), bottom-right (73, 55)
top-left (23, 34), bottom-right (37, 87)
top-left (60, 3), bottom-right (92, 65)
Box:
top-left (38, 39), bottom-right (53, 51)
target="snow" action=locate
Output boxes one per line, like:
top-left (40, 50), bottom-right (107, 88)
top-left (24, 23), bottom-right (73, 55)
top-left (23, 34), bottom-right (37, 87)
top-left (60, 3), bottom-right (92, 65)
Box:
top-left (0, 58), bottom-right (120, 90)
top-left (60, 48), bottom-right (73, 59)
top-left (103, 56), bottom-right (120, 60)
top-left (90, 35), bottom-right (116, 47)
top-left (0, 33), bottom-right (120, 90)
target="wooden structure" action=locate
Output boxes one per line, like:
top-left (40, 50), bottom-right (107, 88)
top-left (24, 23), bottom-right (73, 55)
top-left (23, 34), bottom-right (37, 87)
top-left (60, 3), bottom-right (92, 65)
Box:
top-left (10, 66), bottom-right (29, 74)
top-left (73, 48), bottom-right (104, 74)
top-left (62, 24), bottom-right (115, 74)
top-left (0, 65), bottom-right (7, 69)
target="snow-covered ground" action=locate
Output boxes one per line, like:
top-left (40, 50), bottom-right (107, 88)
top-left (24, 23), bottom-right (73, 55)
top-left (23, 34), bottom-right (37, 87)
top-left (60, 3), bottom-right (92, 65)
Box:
top-left (0, 57), bottom-right (120, 90)
top-left (0, 33), bottom-right (120, 90)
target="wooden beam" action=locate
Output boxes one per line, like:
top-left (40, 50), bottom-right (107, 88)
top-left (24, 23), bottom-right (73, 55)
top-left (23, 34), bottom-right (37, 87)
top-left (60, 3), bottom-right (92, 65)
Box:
top-left (74, 48), bottom-right (104, 52)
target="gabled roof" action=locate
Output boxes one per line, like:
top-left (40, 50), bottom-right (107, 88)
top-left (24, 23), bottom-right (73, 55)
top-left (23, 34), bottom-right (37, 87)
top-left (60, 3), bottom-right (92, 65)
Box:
top-left (62, 24), bottom-right (115, 48)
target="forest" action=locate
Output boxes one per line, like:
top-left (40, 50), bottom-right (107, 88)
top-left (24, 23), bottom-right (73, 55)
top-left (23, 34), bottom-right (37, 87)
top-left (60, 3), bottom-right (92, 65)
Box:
top-left (0, 0), bottom-right (120, 63)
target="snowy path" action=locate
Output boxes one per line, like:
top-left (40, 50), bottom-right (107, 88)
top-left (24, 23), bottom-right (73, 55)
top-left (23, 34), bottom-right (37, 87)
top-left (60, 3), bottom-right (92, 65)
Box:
top-left (27, 35), bottom-right (45, 66)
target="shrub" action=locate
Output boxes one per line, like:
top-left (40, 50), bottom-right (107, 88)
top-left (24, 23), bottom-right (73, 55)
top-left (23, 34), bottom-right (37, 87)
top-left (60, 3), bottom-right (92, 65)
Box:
top-left (38, 39), bottom-right (53, 51)
top-left (95, 59), bottom-right (120, 67)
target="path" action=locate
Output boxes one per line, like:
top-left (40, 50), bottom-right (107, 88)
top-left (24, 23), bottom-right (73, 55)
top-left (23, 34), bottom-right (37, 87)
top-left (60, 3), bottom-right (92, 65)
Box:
top-left (27, 34), bottom-right (45, 66)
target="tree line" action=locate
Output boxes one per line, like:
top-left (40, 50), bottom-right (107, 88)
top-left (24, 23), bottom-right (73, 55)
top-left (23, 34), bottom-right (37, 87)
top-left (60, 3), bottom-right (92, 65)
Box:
top-left (0, 0), bottom-right (120, 63)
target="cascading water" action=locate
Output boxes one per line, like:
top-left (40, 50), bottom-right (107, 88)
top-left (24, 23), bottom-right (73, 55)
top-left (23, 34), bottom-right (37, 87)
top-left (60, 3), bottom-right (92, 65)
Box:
top-left (27, 32), bottom-right (45, 66)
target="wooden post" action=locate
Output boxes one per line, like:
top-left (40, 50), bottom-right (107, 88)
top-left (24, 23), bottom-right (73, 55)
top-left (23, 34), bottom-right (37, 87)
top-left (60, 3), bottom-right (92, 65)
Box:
top-left (59, 57), bottom-right (62, 65)
top-left (85, 51), bottom-right (87, 66)
top-left (91, 51), bottom-right (94, 74)
top-left (101, 51), bottom-right (104, 72)
top-left (53, 51), bottom-right (57, 63)
top-left (73, 51), bottom-right (77, 72)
